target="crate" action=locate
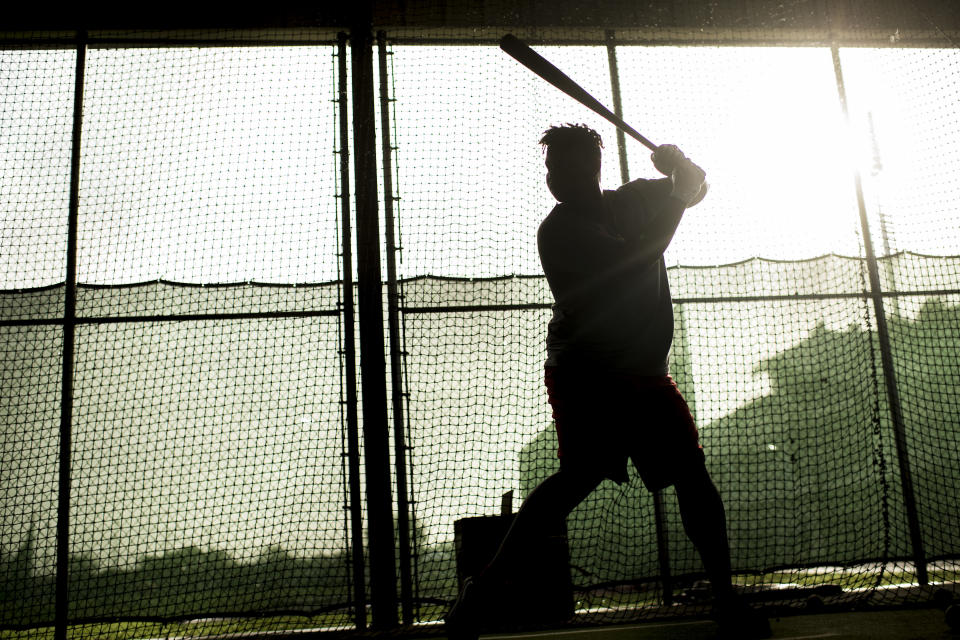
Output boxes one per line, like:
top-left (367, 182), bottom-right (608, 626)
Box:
top-left (453, 513), bottom-right (574, 628)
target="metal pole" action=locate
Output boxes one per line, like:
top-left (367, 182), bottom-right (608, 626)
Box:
top-left (866, 111), bottom-right (900, 319)
top-left (55, 29), bottom-right (86, 640)
top-left (351, 10), bottom-right (399, 628)
top-left (607, 27), bottom-right (674, 604)
top-left (605, 30), bottom-right (631, 186)
top-left (336, 32), bottom-right (368, 631)
top-left (652, 491), bottom-right (674, 606)
top-left (377, 30), bottom-right (415, 626)
top-left (830, 43), bottom-right (927, 585)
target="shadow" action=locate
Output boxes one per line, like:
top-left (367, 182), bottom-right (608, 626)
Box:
top-left (1, 539), bottom-right (355, 624)
top-left (518, 299), bottom-right (960, 585)
top-left (0, 527), bottom-right (457, 627)
top-left (2, 301), bottom-right (957, 627)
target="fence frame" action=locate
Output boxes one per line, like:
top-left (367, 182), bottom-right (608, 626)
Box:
top-left (1, 19), bottom-right (956, 635)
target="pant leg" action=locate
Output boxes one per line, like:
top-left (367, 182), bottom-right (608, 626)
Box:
top-left (479, 467), bottom-right (604, 584)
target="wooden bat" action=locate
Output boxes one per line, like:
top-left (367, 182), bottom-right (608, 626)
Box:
top-left (499, 33), bottom-right (658, 152)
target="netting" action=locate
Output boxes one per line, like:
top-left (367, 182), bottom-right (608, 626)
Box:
top-left (2, 35), bottom-right (361, 637)
top-left (2, 2), bottom-right (960, 638)
top-left (388, 12), bottom-right (960, 628)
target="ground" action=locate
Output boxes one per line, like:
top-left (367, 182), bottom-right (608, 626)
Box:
top-left (472, 609), bottom-right (957, 640)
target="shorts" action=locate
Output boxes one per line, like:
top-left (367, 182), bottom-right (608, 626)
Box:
top-left (544, 365), bottom-right (704, 490)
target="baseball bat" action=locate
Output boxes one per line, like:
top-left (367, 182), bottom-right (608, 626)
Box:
top-left (499, 33), bottom-right (658, 152)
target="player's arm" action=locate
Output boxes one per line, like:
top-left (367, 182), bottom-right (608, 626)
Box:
top-left (614, 145), bottom-right (706, 265)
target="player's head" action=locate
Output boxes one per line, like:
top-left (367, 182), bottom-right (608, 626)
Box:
top-left (540, 123), bottom-right (603, 203)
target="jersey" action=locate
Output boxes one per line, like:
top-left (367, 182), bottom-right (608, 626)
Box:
top-left (537, 177), bottom-right (682, 376)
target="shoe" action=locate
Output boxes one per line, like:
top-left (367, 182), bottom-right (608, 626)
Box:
top-left (712, 596), bottom-right (772, 639)
top-left (444, 577), bottom-right (484, 640)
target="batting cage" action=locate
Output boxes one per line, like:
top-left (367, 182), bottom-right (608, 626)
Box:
top-left (1, 1), bottom-right (959, 638)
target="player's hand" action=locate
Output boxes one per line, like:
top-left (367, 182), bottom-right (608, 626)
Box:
top-left (652, 144), bottom-right (707, 207)
top-left (651, 144), bottom-right (687, 175)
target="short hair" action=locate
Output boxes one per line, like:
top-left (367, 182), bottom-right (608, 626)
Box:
top-left (539, 123), bottom-right (603, 159)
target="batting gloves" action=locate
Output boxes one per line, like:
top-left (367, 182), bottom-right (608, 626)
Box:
top-left (652, 144), bottom-right (708, 207)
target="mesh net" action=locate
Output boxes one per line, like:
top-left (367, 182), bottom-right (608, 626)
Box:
top-left (2, 2), bottom-right (960, 637)
top-left (2, 35), bottom-right (360, 636)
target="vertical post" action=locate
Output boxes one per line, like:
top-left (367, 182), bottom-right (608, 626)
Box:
top-left (607, 27), bottom-right (673, 604)
top-left (651, 491), bottom-right (674, 606)
top-left (830, 44), bottom-right (927, 585)
top-left (55, 29), bottom-right (86, 640)
top-left (377, 31), bottom-right (415, 626)
top-left (337, 33), bottom-right (368, 631)
top-left (866, 112), bottom-right (900, 319)
top-left (351, 7), bottom-right (400, 628)
top-left (605, 30), bottom-right (630, 185)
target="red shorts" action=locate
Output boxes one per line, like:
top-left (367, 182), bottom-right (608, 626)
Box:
top-left (544, 365), bottom-right (704, 490)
